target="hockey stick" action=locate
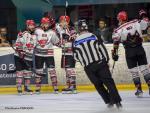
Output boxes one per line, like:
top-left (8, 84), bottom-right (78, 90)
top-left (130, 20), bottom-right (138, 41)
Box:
top-left (62, 0), bottom-right (68, 68)
top-left (111, 61), bottom-right (116, 74)
top-left (111, 49), bottom-right (118, 74)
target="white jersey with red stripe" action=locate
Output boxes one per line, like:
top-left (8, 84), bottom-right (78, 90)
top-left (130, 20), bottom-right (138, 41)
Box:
top-left (34, 27), bottom-right (59, 57)
top-left (112, 19), bottom-right (143, 48)
top-left (23, 31), bottom-right (37, 61)
top-left (56, 24), bottom-right (76, 56)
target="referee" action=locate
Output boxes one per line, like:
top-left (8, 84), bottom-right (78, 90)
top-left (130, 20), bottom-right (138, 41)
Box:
top-left (73, 20), bottom-right (122, 108)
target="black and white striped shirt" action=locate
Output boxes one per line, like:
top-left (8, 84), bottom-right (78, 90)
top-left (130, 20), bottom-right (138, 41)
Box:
top-left (73, 32), bottom-right (109, 67)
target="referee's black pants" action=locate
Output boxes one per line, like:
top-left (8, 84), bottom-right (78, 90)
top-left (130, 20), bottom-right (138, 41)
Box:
top-left (84, 61), bottom-right (122, 104)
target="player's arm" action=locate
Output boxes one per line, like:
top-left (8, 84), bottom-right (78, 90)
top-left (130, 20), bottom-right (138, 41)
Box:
top-left (69, 28), bottom-right (77, 41)
top-left (33, 30), bottom-right (38, 48)
top-left (112, 30), bottom-right (120, 61)
top-left (136, 21), bottom-right (144, 39)
top-left (51, 31), bottom-right (60, 46)
top-left (72, 43), bottom-right (79, 62)
top-left (15, 32), bottom-right (23, 49)
top-left (96, 35), bottom-right (110, 63)
top-left (15, 32), bottom-right (26, 58)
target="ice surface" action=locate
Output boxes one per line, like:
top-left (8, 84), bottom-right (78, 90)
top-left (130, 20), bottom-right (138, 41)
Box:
top-left (0, 91), bottom-right (150, 113)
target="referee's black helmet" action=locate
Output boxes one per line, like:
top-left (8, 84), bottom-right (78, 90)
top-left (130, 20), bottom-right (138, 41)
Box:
top-left (78, 19), bottom-right (88, 32)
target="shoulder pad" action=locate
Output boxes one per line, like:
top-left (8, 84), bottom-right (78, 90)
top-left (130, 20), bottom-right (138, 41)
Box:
top-left (115, 19), bottom-right (138, 32)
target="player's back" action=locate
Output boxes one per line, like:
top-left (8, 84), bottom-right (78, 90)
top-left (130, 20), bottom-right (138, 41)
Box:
top-left (117, 20), bottom-right (141, 41)
top-left (113, 19), bottom-right (143, 48)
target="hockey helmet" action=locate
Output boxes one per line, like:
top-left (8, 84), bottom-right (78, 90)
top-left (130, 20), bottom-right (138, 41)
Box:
top-left (26, 20), bottom-right (35, 26)
top-left (41, 17), bottom-right (50, 24)
top-left (26, 20), bottom-right (35, 31)
top-left (78, 19), bottom-right (88, 32)
top-left (59, 16), bottom-right (70, 23)
top-left (117, 11), bottom-right (128, 21)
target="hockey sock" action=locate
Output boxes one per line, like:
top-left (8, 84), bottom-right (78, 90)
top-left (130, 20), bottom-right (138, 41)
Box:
top-left (144, 74), bottom-right (150, 88)
top-left (35, 77), bottom-right (42, 91)
top-left (66, 68), bottom-right (76, 89)
top-left (139, 65), bottom-right (150, 88)
top-left (49, 68), bottom-right (58, 90)
top-left (24, 78), bottom-right (31, 91)
top-left (70, 76), bottom-right (76, 89)
top-left (129, 67), bottom-right (142, 90)
top-left (16, 71), bottom-right (23, 93)
top-left (16, 77), bottom-right (23, 92)
top-left (66, 73), bottom-right (71, 88)
top-left (133, 77), bottom-right (142, 90)
top-left (50, 76), bottom-right (58, 90)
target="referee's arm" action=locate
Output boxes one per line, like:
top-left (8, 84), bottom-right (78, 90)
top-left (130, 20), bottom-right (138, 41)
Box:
top-left (97, 37), bottom-right (110, 63)
top-left (73, 50), bottom-right (79, 61)
top-left (72, 42), bottom-right (79, 62)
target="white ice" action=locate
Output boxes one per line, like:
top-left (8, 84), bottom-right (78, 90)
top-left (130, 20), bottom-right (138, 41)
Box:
top-left (0, 91), bottom-right (150, 113)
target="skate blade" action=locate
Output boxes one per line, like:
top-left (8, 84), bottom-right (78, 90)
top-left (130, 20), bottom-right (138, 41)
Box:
top-left (116, 105), bottom-right (123, 109)
top-left (72, 90), bottom-right (78, 94)
top-left (62, 91), bottom-right (78, 94)
top-left (62, 91), bottom-right (72, 94)
top-left (53, 91), bottom-right (59, 94)
top-left (23, 92), bottom-right (33, 95)
top-left (34, 92), bottom-right (41, 95)
top-left (107, 103), bottom-right (114, 109)
top-left (136, 93), bottom-right (143, 98)
top-left (18, 93), bottom-right (23, 96)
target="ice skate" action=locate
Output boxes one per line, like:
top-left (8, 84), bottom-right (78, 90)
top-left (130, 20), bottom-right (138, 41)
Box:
top-left (62, 88), bottom-right (77, 94)
top-left (53, 89), bottom-right (59, 94)
top-left (135, 89), bottom-right (143, 97)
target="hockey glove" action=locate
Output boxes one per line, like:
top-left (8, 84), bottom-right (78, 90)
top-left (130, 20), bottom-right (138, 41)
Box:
top-left (62, 33), bottom-right (70, 40)
top-left (111, 49), bottom-right (119, 61)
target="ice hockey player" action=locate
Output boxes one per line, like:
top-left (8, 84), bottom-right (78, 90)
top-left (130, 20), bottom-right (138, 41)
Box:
top-left (73, 19), bottom-right (122, 108)
top-left (14, 20), bottom-right (36, 95)
top-left (112, 11), bottom-right (150, 97)
top-left (34, 17), bottom-right (59, 94)
top-left (56, 15), bottom-right (77, 94)
top-left (22, 20), bottom-right (37, 95)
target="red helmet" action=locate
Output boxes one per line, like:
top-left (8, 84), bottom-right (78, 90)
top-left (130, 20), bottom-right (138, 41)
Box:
top-left (139, 9), bottom-right (147, 17)
top-left (26, 20), bottom-right (35, 26)
top-left (59, 16), bottom-right (70, 23)
top-left (117, 11), bottom-right (127, 21)
top-left (41, 17), bottom-right (50, 24)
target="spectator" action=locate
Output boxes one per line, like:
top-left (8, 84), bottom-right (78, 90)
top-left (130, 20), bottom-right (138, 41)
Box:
top-left (94, 18), bottom-right (112, 43)
top-left (0, 27), bottom-right (10, 47)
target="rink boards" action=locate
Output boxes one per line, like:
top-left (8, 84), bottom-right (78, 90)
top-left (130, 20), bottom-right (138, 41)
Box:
top-left (0, 43), bottom-right (150, 93)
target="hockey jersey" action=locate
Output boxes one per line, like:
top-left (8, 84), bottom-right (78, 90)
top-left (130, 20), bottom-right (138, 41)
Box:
top-left (112, 19), bottom-right (143, 48)
top-left (34, 28), bottom-right (59, 57)
top-left (23, 31), bottom-right (37, 61)
top-left (56, 24), bottom-right (77, 56)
